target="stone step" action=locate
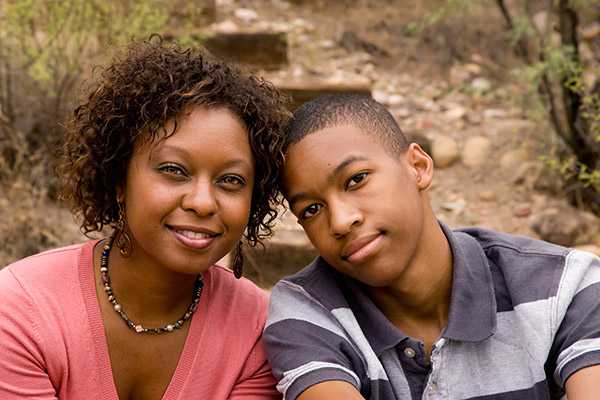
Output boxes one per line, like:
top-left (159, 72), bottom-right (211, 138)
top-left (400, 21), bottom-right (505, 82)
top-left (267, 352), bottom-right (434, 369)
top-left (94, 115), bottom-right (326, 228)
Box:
top-left (241, 229), bottom-right (318, 289)
top-left (203, 31), bottom-right (288, 70)
top-left (274, 80), bottom-right (372, 110)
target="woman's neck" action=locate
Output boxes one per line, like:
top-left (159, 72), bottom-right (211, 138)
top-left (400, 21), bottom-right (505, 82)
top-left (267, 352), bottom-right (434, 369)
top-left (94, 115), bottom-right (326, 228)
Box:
top-left (94, 239), bottom-right (200, 325)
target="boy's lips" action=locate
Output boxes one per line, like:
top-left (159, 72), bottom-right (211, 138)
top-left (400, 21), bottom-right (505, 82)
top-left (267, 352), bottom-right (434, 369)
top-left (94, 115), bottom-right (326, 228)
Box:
top-left (341, 232), bottom-right (382, 263)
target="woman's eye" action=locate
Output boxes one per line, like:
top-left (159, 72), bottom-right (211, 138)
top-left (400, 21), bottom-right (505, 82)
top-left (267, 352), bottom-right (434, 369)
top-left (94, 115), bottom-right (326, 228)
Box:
top-left (158, 163), bottom-right (185, 176)
top-left (300, 204), bottom-right (322, 219)
top-left (347, 172), bottom-right (367, 188)
top-left (221, 175), bottom-right (245, 186)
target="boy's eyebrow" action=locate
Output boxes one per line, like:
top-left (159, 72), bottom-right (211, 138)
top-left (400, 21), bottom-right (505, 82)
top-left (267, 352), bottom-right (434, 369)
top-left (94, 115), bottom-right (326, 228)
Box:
top-left (287, 155), bottom-right (367, 208)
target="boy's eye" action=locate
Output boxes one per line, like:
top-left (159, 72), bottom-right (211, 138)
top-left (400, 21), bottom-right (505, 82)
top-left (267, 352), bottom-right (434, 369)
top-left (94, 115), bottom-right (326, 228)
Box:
top-left (221, 175), bottom-right (245, 186)
top-left (158, 163), bottom-right (185, 176)
top-left (300, 204), bottom-right (322, 219)
top-left (347, 172), bottom-right (367, 189)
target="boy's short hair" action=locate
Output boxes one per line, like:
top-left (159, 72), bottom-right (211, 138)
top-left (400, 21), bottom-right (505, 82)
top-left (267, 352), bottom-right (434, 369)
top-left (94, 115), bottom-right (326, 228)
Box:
top-left (59, 35), bottom-right (290, 247)
top-left (285, 93), bottom-right (408, 156)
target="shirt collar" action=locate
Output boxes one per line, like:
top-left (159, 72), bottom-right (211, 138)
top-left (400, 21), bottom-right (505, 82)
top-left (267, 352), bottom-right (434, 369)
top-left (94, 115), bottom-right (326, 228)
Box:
top-left (339, 221), bottom-right (497, 356)
top-left (439, 221), bottom-right (497, 342)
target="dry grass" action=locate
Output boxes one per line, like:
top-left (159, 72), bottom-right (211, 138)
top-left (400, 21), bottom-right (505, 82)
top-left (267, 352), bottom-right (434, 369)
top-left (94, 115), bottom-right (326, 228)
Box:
top-left (0, 127), bottom-right (84, 268)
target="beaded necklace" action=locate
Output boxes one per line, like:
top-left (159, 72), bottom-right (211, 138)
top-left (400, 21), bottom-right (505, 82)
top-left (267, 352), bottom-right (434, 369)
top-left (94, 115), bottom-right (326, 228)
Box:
top-left (100, 230), bottom-right (203, 333)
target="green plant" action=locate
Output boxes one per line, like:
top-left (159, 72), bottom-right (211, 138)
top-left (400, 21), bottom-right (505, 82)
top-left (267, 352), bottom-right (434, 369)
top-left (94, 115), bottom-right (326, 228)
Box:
top-left (412, 0), bottom-right (600, 214)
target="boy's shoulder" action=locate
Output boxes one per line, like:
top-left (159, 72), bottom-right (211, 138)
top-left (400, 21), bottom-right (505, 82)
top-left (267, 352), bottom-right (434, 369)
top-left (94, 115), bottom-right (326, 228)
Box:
top-left (274, 256), bottom-right (351, 311)
top-left (455, 225), bottom-right (570, 257)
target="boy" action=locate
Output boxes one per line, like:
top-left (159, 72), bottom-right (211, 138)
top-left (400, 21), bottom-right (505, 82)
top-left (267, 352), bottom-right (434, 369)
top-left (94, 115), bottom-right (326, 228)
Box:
top-left (263, 93), bottom-right (600, 399)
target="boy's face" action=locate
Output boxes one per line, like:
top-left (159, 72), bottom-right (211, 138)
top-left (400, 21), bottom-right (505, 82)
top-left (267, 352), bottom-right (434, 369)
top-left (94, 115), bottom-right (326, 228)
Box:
top-left (283, 124), bottom-right (432, 287)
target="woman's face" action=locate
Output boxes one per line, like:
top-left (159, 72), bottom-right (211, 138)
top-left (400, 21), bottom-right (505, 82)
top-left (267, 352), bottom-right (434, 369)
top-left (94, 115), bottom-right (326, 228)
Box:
top-left (119, 106), bottom-right (254, 275)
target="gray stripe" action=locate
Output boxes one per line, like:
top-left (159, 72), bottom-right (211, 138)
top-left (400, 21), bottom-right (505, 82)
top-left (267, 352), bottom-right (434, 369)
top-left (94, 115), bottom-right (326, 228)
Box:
top-left (556, 338), bottom-right (600, 381)
top-left (379, 348), bottom-right (412, 399)
top-left (266, 280), bottom-right (348, 338)
top-left (331, 308), bottom-right (388, 381)
top-left (442, 308), bottom-right (551, 398)
top-left (277, 361), bottom-right (361, 393)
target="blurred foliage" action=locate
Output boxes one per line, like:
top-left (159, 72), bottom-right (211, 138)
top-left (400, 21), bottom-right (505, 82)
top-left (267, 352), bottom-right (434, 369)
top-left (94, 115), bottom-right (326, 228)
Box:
top-left (0, 0), bottom-right (208, 265)
top-left (411, 0), bottom-right (600, 214)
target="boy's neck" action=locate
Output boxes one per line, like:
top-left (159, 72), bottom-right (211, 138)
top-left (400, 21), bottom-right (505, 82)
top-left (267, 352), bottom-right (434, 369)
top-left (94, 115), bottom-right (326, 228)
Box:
top-left (366, 217), bottom-right (453, 349)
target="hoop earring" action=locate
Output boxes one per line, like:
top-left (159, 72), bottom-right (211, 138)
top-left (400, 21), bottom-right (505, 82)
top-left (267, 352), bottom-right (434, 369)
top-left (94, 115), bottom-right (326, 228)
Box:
top-left (115, 201), bottom-right (132, 258)
top-left (232, 241), bottom-right (244, 279)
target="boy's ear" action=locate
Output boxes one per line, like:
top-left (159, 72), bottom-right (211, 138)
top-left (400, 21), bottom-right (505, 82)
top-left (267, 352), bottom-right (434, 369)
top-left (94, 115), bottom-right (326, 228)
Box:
top-left (405, 143), bottom-right (434, 190)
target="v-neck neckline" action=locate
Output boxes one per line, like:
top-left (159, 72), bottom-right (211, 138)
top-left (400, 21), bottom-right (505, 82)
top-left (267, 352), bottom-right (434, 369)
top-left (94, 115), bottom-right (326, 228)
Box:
top-left (78, 240), bottom-right (209, 399)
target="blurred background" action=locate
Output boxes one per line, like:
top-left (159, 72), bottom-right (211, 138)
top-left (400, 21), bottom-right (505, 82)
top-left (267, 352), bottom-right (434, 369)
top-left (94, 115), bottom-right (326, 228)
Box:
top-left (1, 0), bottom-right (599, 288)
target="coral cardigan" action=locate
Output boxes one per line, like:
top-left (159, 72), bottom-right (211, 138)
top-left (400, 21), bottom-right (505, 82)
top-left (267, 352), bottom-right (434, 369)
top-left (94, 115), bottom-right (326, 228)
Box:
top-left (0, 240), bottom-right (280, 399)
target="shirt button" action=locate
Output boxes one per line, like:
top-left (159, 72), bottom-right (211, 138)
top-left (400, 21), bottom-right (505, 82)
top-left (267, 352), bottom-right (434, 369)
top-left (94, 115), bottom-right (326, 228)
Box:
top-left (403, 347), bottom-right (416, 358)
top-left (428, 382), bottom-right (437, 395)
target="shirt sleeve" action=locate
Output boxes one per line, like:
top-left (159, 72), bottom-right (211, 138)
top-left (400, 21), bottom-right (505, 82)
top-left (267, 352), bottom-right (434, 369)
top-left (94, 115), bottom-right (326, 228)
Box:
top-left (0, 268), bottom-right (59, 399)
top-left (550, 249), bottom-right (600, 386)
top-left (263, 280), bottom-right (364, 400)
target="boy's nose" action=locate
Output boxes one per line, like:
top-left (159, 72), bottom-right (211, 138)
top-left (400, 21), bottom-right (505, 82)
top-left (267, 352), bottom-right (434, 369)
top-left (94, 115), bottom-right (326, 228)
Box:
top-left (329, 202), bottom-right (362, 237)
top-left (181, 180), bottom-right (218, 216)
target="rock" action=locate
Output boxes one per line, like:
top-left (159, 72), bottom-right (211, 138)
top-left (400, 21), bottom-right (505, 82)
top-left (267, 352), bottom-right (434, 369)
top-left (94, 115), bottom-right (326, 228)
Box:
top-left (581, 22), bottom-right (600, 40)
top-left (234, 8), bottom-right (259, 23)
top-left (444, 106), bottom-right (467, 121)
top-left (393, 108), bottom-right (412, 119)
top-left (431, 136), bottom-right (459, 168)
top-left (478, 189), bottom-right (497, 201)
top-left (442, 198), bottom-right (467, 215)
top-left (405, 132), bottom-right (431, 155)
top-left (511, 164), bottom-right (537, 187)
top-left (211, 20), bottom-right (240, 33)
top-left (462, 136), bottom-right (492, 167)
top-left (372, 90), bottom-right (389, 104)
top-left (483, 109), bottom-right (506, 118)
top-left (471, 77), bottom-right (491, 92)
top-left (465, 63), bottom-right (482, 75)
top-left (532, 211), bottom-right (599, 247)
top-left (501, 149), bottom-right (530, 172)
top-left (320, 39), bottom-right (336, 49)
top-left (449, 64), bottom-right (471, 85)
top-left (387, 94), bottom-right (405, 106)
top-left (513, 203), bottom-right (532, 218)
top-left (533, 165), bottom-right (563, 194)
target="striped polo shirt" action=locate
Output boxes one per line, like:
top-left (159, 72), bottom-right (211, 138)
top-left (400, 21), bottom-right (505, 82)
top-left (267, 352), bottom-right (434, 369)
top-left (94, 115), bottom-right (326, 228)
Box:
top-left (263, 223), bottom-right (600, 399)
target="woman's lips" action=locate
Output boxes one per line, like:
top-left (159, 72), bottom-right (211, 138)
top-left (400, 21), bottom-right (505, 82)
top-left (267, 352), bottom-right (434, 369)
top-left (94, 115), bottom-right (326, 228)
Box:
top-left (168, 226), bottom-right (220, 249)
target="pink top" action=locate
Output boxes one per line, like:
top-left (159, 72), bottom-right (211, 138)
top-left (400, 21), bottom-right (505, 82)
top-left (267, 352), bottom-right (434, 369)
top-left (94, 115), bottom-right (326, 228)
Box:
top-left (0, 240), bottom-right (281, 399)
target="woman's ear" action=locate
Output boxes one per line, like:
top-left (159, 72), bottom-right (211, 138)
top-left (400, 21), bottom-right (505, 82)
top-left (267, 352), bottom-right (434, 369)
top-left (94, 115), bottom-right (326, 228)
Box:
top-left (406, 143), bottom-right (434, 190)
top-left (115, 185), bottom-right (124, 203)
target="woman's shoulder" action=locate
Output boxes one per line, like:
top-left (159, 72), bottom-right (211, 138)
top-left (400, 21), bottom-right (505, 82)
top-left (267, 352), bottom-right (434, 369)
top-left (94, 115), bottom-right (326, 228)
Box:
top-left (1, 241), bottom-right (96, 287)
top-left (203, 264), bottom-right (270, 319)
top-left (206, 264), bottom-right (269, 299)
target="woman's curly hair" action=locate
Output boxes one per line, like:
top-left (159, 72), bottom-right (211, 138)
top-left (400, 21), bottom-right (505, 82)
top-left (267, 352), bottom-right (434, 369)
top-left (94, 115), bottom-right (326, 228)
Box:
top-left (59, 35), bottom-right (291, 247)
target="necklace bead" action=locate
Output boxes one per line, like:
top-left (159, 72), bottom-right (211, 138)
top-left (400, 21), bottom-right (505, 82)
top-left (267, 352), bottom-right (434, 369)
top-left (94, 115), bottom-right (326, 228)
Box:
top-left (100, 230), bottom-right (203, 333)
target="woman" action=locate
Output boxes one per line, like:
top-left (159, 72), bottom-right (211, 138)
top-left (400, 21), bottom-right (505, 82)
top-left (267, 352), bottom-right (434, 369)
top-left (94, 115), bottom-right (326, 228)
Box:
top-left (0, 37), bottom-right (290, 399)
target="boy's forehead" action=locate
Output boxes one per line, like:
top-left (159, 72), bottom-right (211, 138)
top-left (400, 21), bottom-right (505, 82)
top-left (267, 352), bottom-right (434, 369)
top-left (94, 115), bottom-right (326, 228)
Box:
top-left (283, 123), bottom-right (388, 187)
top-left (286, 123), bottom-right (374, 153)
